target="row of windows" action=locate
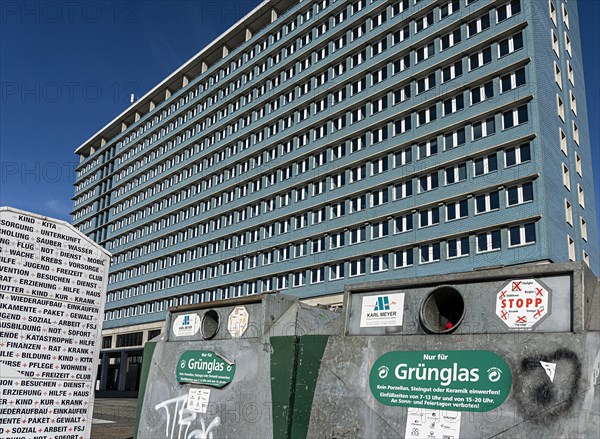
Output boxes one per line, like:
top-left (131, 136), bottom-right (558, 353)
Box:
top-left (75, 0), bottom-right (524, 216)
top-left (107, 173), bottom-right (535, 286)
top-left (106, 132), bottom-right (533, 269)
top-left (106, 220), bottom-right (538, 311)
top-left (106, 94), bottom-right (531, 240)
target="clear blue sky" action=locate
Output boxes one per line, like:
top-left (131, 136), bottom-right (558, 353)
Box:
top-left (1, 0), bottom-right (599, 234)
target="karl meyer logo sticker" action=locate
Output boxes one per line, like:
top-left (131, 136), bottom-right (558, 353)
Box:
top-left (360, 293), bottom-right (405, 327)
top-left (173, 313), bottom-right (201, 337)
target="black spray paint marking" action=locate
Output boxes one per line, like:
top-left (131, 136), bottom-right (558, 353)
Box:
top-left (516, 348), bottom-right (581, 421)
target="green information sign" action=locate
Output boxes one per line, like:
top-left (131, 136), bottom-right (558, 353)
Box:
top-left (369, 350), bottom-right (512, 412)
top-left (176, 351), bottom-right (236, 388)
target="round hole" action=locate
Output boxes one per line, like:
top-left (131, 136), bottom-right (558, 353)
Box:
top-left (201, 309), bottom-right (220, 340)
top-left (419, 286), bottom-right (465, 334)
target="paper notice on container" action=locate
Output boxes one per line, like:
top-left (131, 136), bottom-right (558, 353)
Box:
top-left (187, 388), bottom-right (211, 413)
top-left (360, 293), bottom-right (405, 327)
top-left (405, 408), bottom-right (461, 439)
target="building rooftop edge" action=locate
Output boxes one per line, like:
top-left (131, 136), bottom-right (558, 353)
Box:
top-left (74, 0), bottom-right (278, 156)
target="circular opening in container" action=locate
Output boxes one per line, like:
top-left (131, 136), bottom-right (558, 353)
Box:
top-left (419, 286), bottom-right (465, 334)
top-left (201, 309), bottom-right (220, 340)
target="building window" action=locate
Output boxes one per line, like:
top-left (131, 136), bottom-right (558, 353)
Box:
top-left (417, 105), bottom-right (437, 126)
top-left (469, 47), bottom-right (492, 70)
top-left (116, 332), bottom-right (143, 347)
top-left (554, 62), bottom-right (562, 88)
top-left (549, 1), bottom-right (557, 26)
top-left (371, 221), bottom-right (389, 240)
top-left (565, 199), bottom-right (573, 225)
top-left (552, 30), bottom-right (560, 57)
top-left (500, 68), bottom-right (526, 93)
top-left (102, 336), bottom-right (112, 349)
top-left (475, 191), bottom-right (500, 214)
top-left (445, 163), bottom-right (467, 185)
top-left (497, 0), bottom-right (521, 23)
top-left (349, 258), bottom-right (366, 277)
top-left (573, 122), bottom-right (580, 145)
top-left (418, 139), bottom-right (438, 159)
top-left (440, 0), bottom-right (460, 19)
top-left (444, 127), bottom-right (466, 150)
top-left (509, 223), bottom-right (536, 247)
top-left (330, 231), bottom-right (345, 249)
top-left (440, 28), bottom-right (461, 51)
top-left (471, 82), bottom-right (494, 105)
top-left (443, 93), bottom-right (465, 116)
top-left (441, 60), bottom-right (462, 86)
top-left (562, 164), bottom-right (570, 190)
top-left (568, 236), bottom-right (576, 261)
top-left (311, 267), bottom-right (325, 284)
top-left (580, 218), bottom-right (588, 241)
top-left (569, 90), bottom-right (577, 115)
top-left (473, 153), bottom-right (498, 176)
top-left (372, 254), bottom-right (389, 272)
top-left (575, 153), bottom-right (582, 176)
top-left (419, 172), bottom-right (439, 193)
top-left (467, 13), bottom-right (490, 38)
top-left (415, 42), bottom-right (435, 64)
top-left (560, 128), bottom-right (568, 155)
top-left (417, 73), bottom-right (436, 94)
top-left (447, 236), bottom-right (470, 258)
top-left (477, 230), bottom-right (501, 253)
top-left (557, 95), bottom-right (565, 121)
top-left (506, 182), bottom-right (534, 206)
top-left (394, 180), bottom-right (413, 199)
top-left (349, 226), bottom-right (367, 244)
top-left (419, 207), bottom-right (440, 228)
top-left (578, 184), bottom-right (585, 208)
top-left (446, 199), bottom-right (468, 221)
top-left (415, 10), bottom-right (434, 33)
top-left (395, 214), bottom-right (414, 233)
top-left (472, 117), bottom-right (495, 140)
top-left (498, 32), bottom-right (524, 57)
top-left (330, 263), bottom-right (345, 280)
top-left (395, 248), bottom-right (414, 268)
top-left (293, 271), bottom-right (305, 287)
top-left (420, 243), bottom-right (441, 264)
top-left (371, 188), bottom-right (388, 207)
top-left (505, 143), bottom-right (531, 167)
top-left (502, 105), bottom-right (528, 130)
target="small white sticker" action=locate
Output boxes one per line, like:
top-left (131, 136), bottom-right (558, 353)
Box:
top-left (360, 293), bottom-right (405, 327)
top-left (173, 314), bottom-right (201, 337)
top-left (228, 306), bottom-right (249, 337)
top-left (405, 408), bottom-right (461, 439)
top-left (540, 361), bottom-right (556, 382)
top-left (187, 388), bottom-right (211, 414)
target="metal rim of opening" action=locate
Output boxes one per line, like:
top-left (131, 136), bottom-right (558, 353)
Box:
top-left (419, 286), bottom-right (465, 334)
top-left (201, 309), bottom-right (220, 340)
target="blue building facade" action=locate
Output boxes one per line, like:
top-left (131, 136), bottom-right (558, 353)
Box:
top-left (71, 0), bottom-right (598, 390)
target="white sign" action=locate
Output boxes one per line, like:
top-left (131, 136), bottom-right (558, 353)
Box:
top-left (360, 293), bottom-right (405, 327)
top-left (495, 279), bottom-right (551, 329)
top-left (187, 388), bottom-right (211, 414)
top-left (540, 361), bottom-right (556, 382)
top-left (173, 313), bottom-right (201, 337)
top-left (405, 408), bottom-right (461, 439)
top-left (0, 206), bottom-right (110, 439)
top-left (227, 306), bottom-right (249, 338)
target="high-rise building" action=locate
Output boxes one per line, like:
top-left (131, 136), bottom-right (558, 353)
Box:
top-left (72, 0), bottom-right (598, 392)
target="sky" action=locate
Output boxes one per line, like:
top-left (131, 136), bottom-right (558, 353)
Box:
top-left (1, 0), bottom-right (599, 234)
